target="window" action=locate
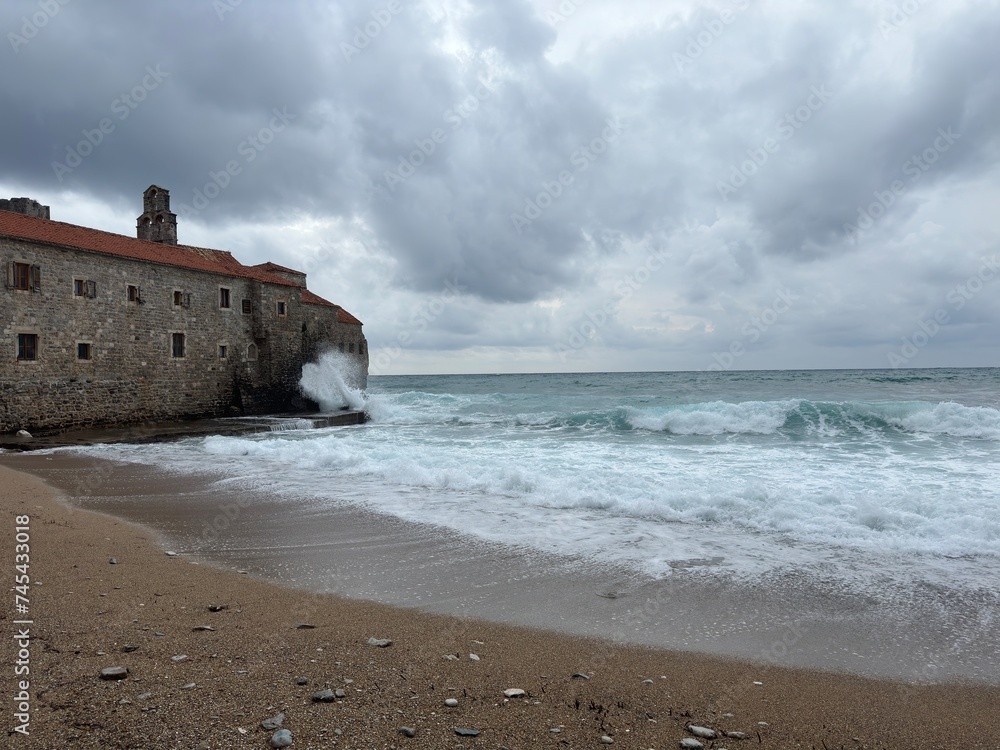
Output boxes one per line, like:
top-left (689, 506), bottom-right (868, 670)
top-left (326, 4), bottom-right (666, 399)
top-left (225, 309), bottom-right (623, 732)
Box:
top-left (276, 301), bottom-right (287, 317)
top-left (127, 285), bottom-right (140, 303)
top-left (338, 342), bottom-right (345, 353)
top-left (349, 342), bottom-right (355, 353)
top-left (241, 299), bottom-right (252, 315)
top-left (171, 333), bottom-right (185, 358)
top-left (77, 342), bottom-right (92, 360)
top-left (9, 262), bottom-right (39, 292)
top-left (246, 343), bottom-right (258, 361)
top-left (17, 334), bottom-right (37, 361)
top-left (75, 279), bottom-right (97, 299)
top-left (219, 288), bottom-right (231, 309)
top-left (359, 342), bottom-right (365, 355)
top-left (173, 291), bottom-right (190, 308)
top-left (218, 345), bottom-right (227, 359)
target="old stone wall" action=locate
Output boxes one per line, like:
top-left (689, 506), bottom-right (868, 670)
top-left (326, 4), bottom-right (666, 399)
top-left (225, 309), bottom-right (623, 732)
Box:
top-left (0, 237), bottom-right (366, 432)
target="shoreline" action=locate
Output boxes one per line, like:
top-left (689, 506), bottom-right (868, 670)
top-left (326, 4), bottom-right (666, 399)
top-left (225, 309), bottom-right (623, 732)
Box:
top-left (6, 451), bottom-right (998, 687)
top-left (2, 461), bottom-right (1000, 748)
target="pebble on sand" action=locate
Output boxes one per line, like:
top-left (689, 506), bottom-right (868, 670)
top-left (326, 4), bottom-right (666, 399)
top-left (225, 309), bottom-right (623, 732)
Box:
top-left (312, 689), bottom-right (337, 702)
top-left (269, 728), bottom-right (293, 748)
top-left (601, 735), bottom-right (614, 744)
top-left (688, 725), bottom-right (717, 739)
top-left (399, 726), bottom-right (416, 737)
top-left (261, 713), bottom-right (285, 730)
top-left (367, 637), bottom-right (393, 647)
top-left (680, 739), bottom-right (704, 749)
top-left (445, 698), bottom-right (459, 707)
top-left (99, 667), bottom-right (128, 680)
top-left (454, 727), bottom-right (480, 736)
top-left (468, 653), bottom-right (480, 661)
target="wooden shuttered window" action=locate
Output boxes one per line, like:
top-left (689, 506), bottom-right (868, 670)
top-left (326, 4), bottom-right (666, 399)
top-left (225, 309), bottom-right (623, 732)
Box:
top-left (6, 262), bottom-right (39, 291)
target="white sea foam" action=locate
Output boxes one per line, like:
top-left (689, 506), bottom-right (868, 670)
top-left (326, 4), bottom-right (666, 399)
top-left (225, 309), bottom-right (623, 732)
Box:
top-left (59, 373), bottom-right (1000, 591)
top-left (625, 400), bottom-right (797, 435)
top-left (299, 351), bottom-right (366, 411)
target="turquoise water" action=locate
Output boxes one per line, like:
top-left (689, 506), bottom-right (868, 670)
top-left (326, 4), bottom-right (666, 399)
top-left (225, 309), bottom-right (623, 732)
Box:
top-left (76, 366), bottom-right (1000, 590)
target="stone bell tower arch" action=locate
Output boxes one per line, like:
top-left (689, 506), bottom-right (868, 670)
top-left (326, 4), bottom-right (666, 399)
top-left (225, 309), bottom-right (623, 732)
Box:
top-left (136, 184), bottom-right (178, 245)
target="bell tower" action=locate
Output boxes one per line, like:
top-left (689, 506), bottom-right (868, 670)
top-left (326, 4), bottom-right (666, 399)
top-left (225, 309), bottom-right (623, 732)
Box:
top-left (136, 185), bottom-right (177, 244)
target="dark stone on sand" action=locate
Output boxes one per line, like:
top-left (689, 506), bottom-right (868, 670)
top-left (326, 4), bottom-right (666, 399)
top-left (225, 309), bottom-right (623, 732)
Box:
top-left (296, 677), bottom-right (308, 685)
top-left (312, 689), bottom-right (337, 702)
top-left (293, 623), bottom-right (316, 629)
top-left (109, 558), bottom-right (118, 564)
top-left (208, 604), bottom-right (228, 612)
top-left (269, 728), bottom-right (293, 748)
top-left (261, 713), bottom-right (285, 730)
top-left (571, 673), bottom-right (590, 680)
top-left (454, 727), bottom-right (481, 736)
top-left (121, 645), bottom-right (139, 653)
top-left (100, 666), bottom-right (128, 680)
top-left (399, 727), bottom-right (416, 737)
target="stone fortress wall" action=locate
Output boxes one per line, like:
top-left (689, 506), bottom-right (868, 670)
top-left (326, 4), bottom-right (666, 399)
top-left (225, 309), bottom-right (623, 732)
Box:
top-left (0, 186), bottom-right (367, 433)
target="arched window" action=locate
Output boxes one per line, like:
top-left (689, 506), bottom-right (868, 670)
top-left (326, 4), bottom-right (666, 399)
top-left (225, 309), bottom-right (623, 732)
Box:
top-left (246, 343), bottom-right (258, 361)
top-left (155, 214), bottom-right (164, 224)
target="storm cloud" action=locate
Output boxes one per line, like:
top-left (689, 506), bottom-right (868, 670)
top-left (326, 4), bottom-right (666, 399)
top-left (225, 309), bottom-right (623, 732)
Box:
top-left (2, 0), bottom-right (998, 373)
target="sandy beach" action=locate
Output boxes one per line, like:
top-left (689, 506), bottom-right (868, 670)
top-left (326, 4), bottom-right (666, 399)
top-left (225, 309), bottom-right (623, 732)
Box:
top-left (3, 459), bottom-right (1000, 750)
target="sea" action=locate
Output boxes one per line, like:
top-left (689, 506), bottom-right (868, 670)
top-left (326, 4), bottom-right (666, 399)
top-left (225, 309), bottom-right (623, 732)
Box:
top-left (51, 363), bottom-right (1000, 681)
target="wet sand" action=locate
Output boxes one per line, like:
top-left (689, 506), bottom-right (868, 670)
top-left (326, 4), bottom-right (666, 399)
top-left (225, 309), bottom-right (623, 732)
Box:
top-left (2, 457), bottom-right (1000, 749)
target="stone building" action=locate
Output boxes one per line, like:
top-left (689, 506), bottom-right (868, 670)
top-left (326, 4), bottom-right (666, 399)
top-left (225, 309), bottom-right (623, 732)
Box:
top-left (0, 185), bottom-right (367, 433)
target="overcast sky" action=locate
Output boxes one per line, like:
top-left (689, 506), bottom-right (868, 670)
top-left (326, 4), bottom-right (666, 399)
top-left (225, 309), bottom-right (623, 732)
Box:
top-left (2, 0), bottom-right (998, 375)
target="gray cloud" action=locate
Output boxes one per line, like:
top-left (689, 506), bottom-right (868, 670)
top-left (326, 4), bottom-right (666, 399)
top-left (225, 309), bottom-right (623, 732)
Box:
top-left (2, 0), bottom-right (998, 373)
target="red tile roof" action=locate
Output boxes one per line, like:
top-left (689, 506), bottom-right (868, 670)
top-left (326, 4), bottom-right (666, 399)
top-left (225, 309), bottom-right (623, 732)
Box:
top-left (0, 209), bottom-right (363, 324)
top-left (252, 261), bottom-right (306, 277)
top-left (337, 308), bottom-right (363, 325)
top-left (300, 289), bottom-right (334, 307)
